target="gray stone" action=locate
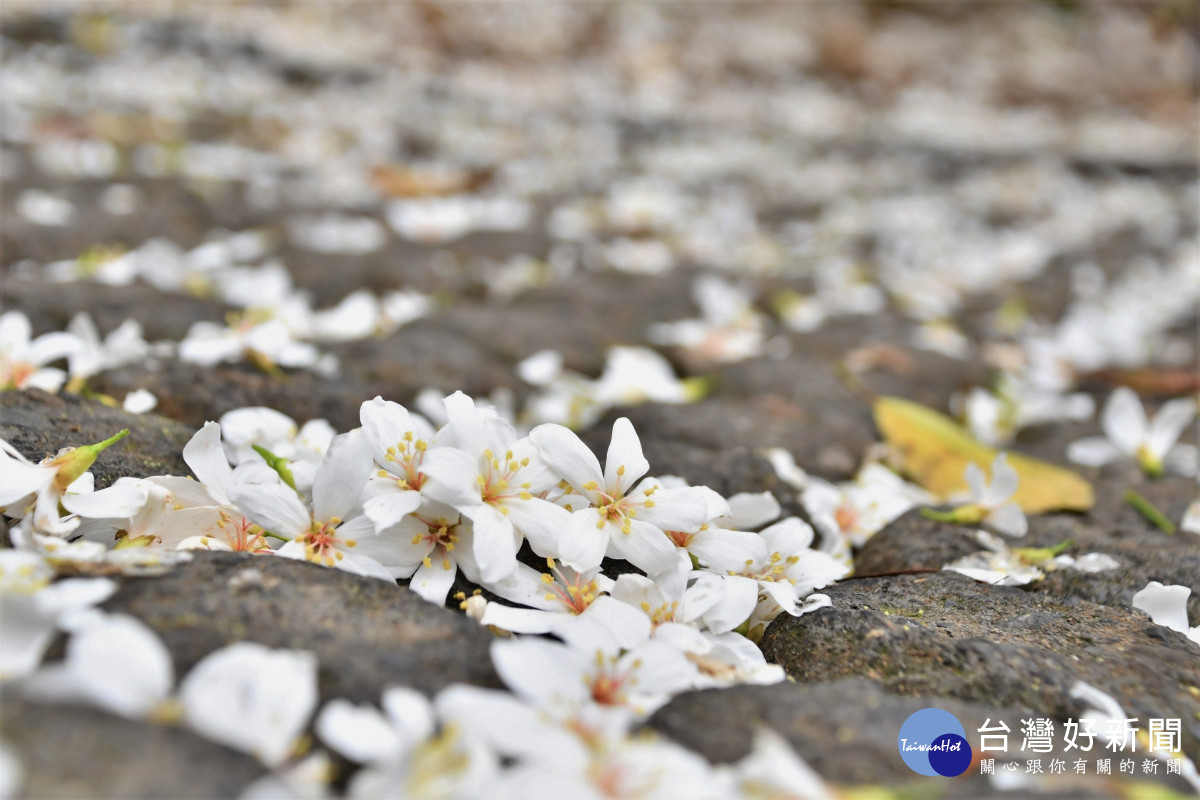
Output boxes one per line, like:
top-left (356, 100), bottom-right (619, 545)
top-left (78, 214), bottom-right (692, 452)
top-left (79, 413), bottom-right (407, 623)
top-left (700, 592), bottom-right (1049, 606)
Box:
top-left (2, 698), bottom-right (264, 799)
top-left (101, 552), bottom-right (503, 704)
top-left (760, 572), bottom-right (1200, 762)
top-left (0, 389), bottom-right (193, 488)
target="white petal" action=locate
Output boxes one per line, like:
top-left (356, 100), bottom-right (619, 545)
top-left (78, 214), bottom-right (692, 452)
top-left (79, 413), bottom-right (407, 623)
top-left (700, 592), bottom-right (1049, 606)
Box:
top-left (316, 700), bottom-right (402, 764)
top-left (480, 603), bottom-right (556, 634)
top-left (48, 613), bottom-right (173, 719)
top-left (26, 368), bottom-right (66, 393)
top-left (441, 391), bottom-right (496, 457)
top-left (183, 422), bottom-right (233, 504)
top-left (556, 508), bottom-right (611, 574)
top-left (1147, 397), bottom-right (1197, 462)
top-left (490, 637), bottom-right (588, 707)
top-left (337, 549), bottom-right (402, 583)
top-left (504, 497), bottom-right (571, 558)
top-left (362, 489), bottom-right (423, 534)
top-left (468, 504), bottom-right (518, 584)
top-left (122, 389), bottom-right (157, 415)
top-left (787, 551), bottom-right (850, 597)
top-left (360, 397), bottom-right (427, 465)
top-left (417, 448), bottom-right (485, 510)
top-left (1181, 500), bottom-right (1200, 535)
top-left (963, 462), bottom-right (986, 502)
top-left (408, 553), bottom-right (458, 605)
top-left (27, 331), bottom-right (82, 368)
top-left (759, 516), bottom-right (817, 553)
top-left (689, 528), bottom-right (768, 572)
top-left (1102, 388), bottom-right (1147, 457)
top-left (61, 478), bottom-right (150, 520)
top-left (604, 418), bottom-right (649, 495)
top-left (0, 603), bottom-right (60, 680)
top-left (1131, 581), bottom-right (1192, 635)
top-left (1065, 437), bottom-right (1121, 467)
top-left (229, 481), bottom-right (309, 540)
top-left (635, 486), bottom-right (711, 534)
top-left (607, 519), bottom-right (679, 575)
top-left (0, 311), bottom-right (33, 351)
top-left (1164, 443), bottom-right (1199, 477)
top-left (677, 570), bottom-right (724, 620)
top-left (737, 729), bottom-right (833, 800)
top-left (180, 643), bottom-right (318, 768)
top-left (618, 640), bottom-right (697, 698)
top-left (983, 454), bottom-right (1019, 507)
top-left (723, 491), bottom-right (781, 530)
top-left (312, 429), bottom-right (372, 522)
top-left (436, 685), bottom-right (583, 766)
top-left (0, 448), bottom-right (51, 507)
top-left (529, 423), bottom-right (603, 491)
top-left (985, 502), bottom-right (1027, 538)
top-left (698, 575), bottom-right (758, 634)
top-left (380, 686), bottom-right (435, 747)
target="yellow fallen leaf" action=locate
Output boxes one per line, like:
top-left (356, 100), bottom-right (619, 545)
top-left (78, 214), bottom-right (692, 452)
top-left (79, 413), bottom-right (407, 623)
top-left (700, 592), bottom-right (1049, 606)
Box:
top-left (873, 396), bottom-right (1094, 513)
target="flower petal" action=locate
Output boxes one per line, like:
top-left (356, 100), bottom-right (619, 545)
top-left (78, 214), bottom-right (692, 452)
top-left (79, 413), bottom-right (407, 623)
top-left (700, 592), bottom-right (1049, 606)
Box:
top-left (228, 480), bottom-right (310, 540)
top-left (1065, 437), bottom-right (1121, 468)
top-left (604, 418), bottom-right (649, 495)
top-left (1101, 388), bottom-right (1147, 457)
top-left (360, 397), bottom-right (432, 466)
top-left (963, 462), bottom-right (986, 502)
top-left (986, 502), bottom-right (1027, 538)
top-left (316, 700), bottom-right (402, 764)
top-left (723, 491), bottom-right (780, 530)
top-left (408, 550), bottom-right (458, 604)
top-left (635, 486), bottom-right (710, 533)
top-left (61, 477), bottom-right (150, 520)
top-left (490, 637), bottom-right (588, 707)
top-left (529, 423), bottom-right (603, 491)
top-left (183, 422), bottom-right (233, 504)
top-left (556, 508), bottom-right (611, 574)
top-left (312, 429), bottom-right (373, 522)
top-left (418, 447), bottom-right (484, 510)
top-left (1147, 397), bottom-right (1196, 462)
top-left (180, 643), bottom-right (318, 768)
top-left (362, 489), bottom-right (423, 533)
top-left (983, 454), bottom-right (1018, 507)
top-left (1131, 581), bottom-right (1191, 635)
top-left (607, 519), bottom-right (678, 575)
top-left (468, 503), bottom-right (519, 584)
top-left (504, 497), bottom-right (571, 558)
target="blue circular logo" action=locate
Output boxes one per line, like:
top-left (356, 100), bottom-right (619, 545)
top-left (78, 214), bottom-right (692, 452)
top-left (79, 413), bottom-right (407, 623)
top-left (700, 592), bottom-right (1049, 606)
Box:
top-left (898, 708), bottom-right (973, 777)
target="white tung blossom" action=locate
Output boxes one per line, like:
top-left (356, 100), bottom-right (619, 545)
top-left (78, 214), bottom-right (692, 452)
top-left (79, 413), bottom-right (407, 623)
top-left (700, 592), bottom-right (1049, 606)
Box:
top-left (1067, 388), bottom-right (1197, 477)
top-left (419, 391), bottom-right (570, 584)
top-left (0, 310), bottom-right (80, 393)
top-left (228, 429), bottom-right (396, 580)
top-left (530, 417), bottom-right (710, 575)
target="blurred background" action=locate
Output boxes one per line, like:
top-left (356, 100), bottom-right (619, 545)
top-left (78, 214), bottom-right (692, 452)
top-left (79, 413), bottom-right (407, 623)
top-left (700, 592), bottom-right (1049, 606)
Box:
top-left (3, 1), bottom-right (1196, 302)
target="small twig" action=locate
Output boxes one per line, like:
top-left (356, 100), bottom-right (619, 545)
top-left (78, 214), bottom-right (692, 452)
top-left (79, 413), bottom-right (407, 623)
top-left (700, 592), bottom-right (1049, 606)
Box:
top-left (1125, 490), bottom-right (1176, 534)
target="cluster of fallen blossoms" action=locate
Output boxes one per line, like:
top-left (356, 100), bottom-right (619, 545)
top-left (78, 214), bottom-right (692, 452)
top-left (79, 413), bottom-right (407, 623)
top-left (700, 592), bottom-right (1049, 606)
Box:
top-left (1, 390), bottom-right (850, 799)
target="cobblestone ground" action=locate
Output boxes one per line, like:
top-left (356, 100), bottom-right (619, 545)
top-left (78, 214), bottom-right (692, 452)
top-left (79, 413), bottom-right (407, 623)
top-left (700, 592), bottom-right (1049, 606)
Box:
top-left (2, 2), bottom-right (1198, 797)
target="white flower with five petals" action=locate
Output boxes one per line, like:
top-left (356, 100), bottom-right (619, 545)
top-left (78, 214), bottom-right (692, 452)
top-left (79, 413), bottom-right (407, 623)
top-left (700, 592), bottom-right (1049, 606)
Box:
top-left (1067, 388), bottom-right (1197, 476)
top-left (228, 429), bottom-right (394, 581)
top-left (530, 418), bottom-right (709, 575)
top-left (419, 392), bottom-right (570, 584)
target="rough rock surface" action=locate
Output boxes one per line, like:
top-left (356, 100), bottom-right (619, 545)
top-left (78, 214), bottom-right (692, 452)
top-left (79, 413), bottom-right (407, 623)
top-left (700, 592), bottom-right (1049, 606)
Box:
top-left (650, 679), bottom-right (1198, 797)
top-left (760, 573), bottom-right (1200, 761)
top-left (2, 699), bottom-right (265, 799)
top-left (101, 552), bottom-right (503, 704)
top-left (0, 390), bottom-right (193, 486)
